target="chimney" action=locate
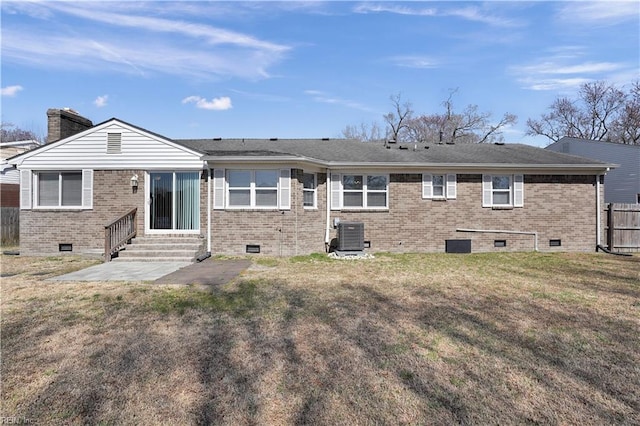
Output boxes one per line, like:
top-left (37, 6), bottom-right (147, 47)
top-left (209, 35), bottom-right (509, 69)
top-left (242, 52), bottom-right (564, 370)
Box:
top-left (47, 108), bottom-right (93, 143)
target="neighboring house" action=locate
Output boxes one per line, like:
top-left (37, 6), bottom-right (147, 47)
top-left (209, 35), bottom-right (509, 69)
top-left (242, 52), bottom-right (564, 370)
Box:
top-left (547, 137), bottom-right (639, 204)
top-left (7, 110), bottom-right (614, 258)
top-left (1, 139), bottom-right (41, 207)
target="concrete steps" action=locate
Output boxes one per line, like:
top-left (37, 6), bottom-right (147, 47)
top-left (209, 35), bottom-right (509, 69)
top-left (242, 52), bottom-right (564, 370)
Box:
top-left (115, 235), bottom-right (204, 262)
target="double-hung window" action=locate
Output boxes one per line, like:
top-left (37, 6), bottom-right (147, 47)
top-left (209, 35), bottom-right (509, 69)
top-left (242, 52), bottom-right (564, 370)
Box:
top-left (302, 173), bottom-right (317, 208)
top-left (422, 174), bottom-right (457, 199)
top-left (482, 174), bottom-right (523, 207)
top-left (218, 169), bottom-right (290, 209)
top-left (25, 170), bottom-right (93, 209)
top-left (331, 173), bottom-right (388, 209)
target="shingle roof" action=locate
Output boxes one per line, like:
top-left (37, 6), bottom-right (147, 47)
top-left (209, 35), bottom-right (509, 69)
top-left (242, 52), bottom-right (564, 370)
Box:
top-left (175, 138), bottom-right (612, 167)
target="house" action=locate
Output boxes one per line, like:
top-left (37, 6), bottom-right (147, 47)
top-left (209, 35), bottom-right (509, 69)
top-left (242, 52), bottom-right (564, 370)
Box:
top-left (546, 137), bottom-right (639, 204)
top-left (7, 110), bottom-right (615, 259)
top-left (1, 139), bottom-right (41, 207)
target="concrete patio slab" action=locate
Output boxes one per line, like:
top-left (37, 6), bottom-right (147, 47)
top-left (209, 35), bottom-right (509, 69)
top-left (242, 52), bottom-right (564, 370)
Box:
top-left (48, 261), bottom-right (191, 282)
top-left (154, 259), bottom-right (252, 285)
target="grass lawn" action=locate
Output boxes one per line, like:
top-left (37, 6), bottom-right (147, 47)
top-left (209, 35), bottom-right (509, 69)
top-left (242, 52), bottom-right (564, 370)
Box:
top-left (1, 251), bottom-right (638, 424)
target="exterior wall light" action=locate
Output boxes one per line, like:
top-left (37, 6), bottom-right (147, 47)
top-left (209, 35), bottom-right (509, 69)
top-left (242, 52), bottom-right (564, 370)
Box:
top-left (130, 174), bottom-right (139, 190)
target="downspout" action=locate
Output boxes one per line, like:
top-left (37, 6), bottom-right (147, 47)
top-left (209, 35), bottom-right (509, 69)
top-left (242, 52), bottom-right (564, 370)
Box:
top-left (325, 168), bottom-right (332, 252)
top-left (596, 174), bottom-right (601, 248)
top-left (207, 167), bottom-right (212, 253)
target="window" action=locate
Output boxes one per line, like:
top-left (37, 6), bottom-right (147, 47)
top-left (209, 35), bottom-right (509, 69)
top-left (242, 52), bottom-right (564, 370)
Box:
top-left (331, 173), bottom-right (388, 209)
top-left (303, 173), bottom-right (316, 208)
top-left (482, 174), bottom-right (523, 208)
top-left (32, 171), bottom-right (93, 209)
top-left (422, 174), bottom-right (457, 199)
top-left (220, 169), bottom-right (290, 209)
top-left (492, 176), bottom-right (511, 205)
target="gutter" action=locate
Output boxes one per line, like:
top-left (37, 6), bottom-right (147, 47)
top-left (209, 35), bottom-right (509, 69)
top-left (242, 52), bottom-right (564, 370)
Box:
top-left (457, 228), bottom-right (538, 251)
top-left (199, 155), bottom-right (615, 174)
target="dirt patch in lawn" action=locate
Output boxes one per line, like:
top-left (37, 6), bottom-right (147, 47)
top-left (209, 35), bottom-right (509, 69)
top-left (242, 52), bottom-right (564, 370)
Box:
top-left (1, 252), bottom-right (639, 424)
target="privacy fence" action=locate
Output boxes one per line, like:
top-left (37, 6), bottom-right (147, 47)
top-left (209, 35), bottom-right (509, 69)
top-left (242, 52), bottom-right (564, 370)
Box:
top-left (1, 207), bottom-right (19, 246)
top-left (607, 203), bottom-right (640, 253)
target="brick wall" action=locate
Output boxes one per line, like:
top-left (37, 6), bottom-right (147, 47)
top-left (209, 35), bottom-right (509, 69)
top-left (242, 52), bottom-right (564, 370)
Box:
top-left (210, 169), bottom-right (326, 256)
top-left (19, 169), bottom-right (602, 257)
top-left (330, 174), bottom-right (600, 253)
top-left (20, 170), bottom-right (147, 256)
top-left (209, 172), bottom-right (600, 256)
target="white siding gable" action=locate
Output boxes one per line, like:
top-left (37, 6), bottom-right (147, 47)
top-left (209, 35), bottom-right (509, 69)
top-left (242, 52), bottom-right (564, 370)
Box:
top-left (15, 120), bottom-right (203, 170)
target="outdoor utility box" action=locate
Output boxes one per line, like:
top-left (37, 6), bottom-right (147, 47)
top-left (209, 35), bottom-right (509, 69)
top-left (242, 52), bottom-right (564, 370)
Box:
top-left (337, 222), bottom-right (365, 251)
top-left (445, 239), bottom-right (472, 253)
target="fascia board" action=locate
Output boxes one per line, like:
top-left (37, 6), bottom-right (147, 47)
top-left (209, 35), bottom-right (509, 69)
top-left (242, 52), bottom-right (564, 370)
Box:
top-left (203, 156), bottom-right (616, 174)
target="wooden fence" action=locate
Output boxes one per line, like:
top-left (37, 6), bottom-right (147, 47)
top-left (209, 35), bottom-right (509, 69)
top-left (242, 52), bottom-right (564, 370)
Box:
top-left (1, 207), bottom-right (19, 246)
top-left (607, 203), bottom-right (640, 252)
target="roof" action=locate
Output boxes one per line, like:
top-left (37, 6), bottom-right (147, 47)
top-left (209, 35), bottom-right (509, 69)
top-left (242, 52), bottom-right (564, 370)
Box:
top-left (5, 117), bottom-right (615, 172)
top-left (175, 138), bottom-right (614, 170)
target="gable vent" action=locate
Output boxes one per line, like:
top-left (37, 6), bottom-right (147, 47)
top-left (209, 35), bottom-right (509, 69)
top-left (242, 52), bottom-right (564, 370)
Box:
top-left (107, 133), bottom-right (122, 154)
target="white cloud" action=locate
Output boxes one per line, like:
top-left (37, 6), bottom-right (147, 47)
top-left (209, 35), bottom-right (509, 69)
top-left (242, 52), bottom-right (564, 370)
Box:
top-left (1, 85), bottom-right (23, 97)
top-left (354, 2), bottom-right (523, 27)
top-left (1, 2), bottom-right (291, 80)
top-left (94, 95), bottom-right (108, 108)
top-left (354, 3), bottom-right (436, 16)
top-left (387, 55), bottom-right (439, 69)
top-left (182, 96), bottom-right (232, 111)
top-left (2, 30), bottom-right (279, 80)
top-left (304, 90), bottom-right (373, 112)
top-left (556, 1), bottom-right (640, 26)
top-left (510, 48), bottom-right (634, 91)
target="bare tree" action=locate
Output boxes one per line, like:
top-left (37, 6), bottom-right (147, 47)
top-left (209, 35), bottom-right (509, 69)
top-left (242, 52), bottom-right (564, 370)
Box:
top-left (341, 121), bottom-right (384, 142)
top-left (383, 93), bottom-right (414, 142)
top-left (611, 81), bottom-right (640, 145)
top-left (1, 122), bottom-right (44, 143)
top-left (527, 80), bottom-right (639, 144)
top-left (405, 89), bottom-right (516, 144)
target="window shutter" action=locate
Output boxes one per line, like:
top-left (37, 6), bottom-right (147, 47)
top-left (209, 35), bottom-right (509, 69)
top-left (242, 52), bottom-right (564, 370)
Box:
top-left (82, 169), bottom-right (93, 209)
top-left (279, 169), bottom-right (291, 210)
top-left (482, 174), bottom-right (492, 207)
top-left (446, 174), bottom-right (457, 199)
top-left (20, 169), bottom-right (32, 210)
top-left (513, 174), bottom-right (524, 207)
top-left (330, 173), bottom-right (341, 210)
top-left (213, 168), bottom-right (225, 210)
top-left (422, 174), bottom-right (432, 199)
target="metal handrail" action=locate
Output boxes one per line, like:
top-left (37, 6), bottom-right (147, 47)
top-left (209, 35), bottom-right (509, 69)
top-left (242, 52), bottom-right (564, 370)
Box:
top-left (104, 208), bottom-right (137, 262)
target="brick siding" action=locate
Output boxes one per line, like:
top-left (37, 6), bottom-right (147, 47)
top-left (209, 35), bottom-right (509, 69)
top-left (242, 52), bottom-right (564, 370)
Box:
top-left (20, 169), bottom-right (602, 256)
top-left (210, 172), bottom-right (601, 255)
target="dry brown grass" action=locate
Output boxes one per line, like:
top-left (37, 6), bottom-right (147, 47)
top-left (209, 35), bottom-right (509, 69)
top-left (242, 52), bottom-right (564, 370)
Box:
top-left (1, 251), bottom-right (639, 425)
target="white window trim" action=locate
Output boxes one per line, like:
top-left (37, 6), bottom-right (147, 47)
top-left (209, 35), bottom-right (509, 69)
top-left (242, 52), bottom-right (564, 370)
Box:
top-left (31, 170), bottom-right (93, 210)
top-left (331, 173), bottom-right (389, 210)
top-left (482, 174), bottom-right (524, 208)
top-left (302, 172), bottom-right (317, 209)
top-left (423, 173), bottom-right (457, 200)
top-left (222, 168), bottom-right (291, 210)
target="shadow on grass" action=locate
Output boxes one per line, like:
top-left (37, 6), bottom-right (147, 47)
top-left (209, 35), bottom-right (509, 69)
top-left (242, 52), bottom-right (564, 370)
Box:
top-left (3, 254), bottom-right (639, 424)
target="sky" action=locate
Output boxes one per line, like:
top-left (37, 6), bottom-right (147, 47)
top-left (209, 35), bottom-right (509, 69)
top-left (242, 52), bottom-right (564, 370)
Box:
top-left (1, 1), bottom-right (639, 147)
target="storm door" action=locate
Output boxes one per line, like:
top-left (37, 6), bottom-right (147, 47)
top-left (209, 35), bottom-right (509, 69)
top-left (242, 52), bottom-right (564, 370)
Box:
top-left (149, 172), bottom-right (199, 231)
